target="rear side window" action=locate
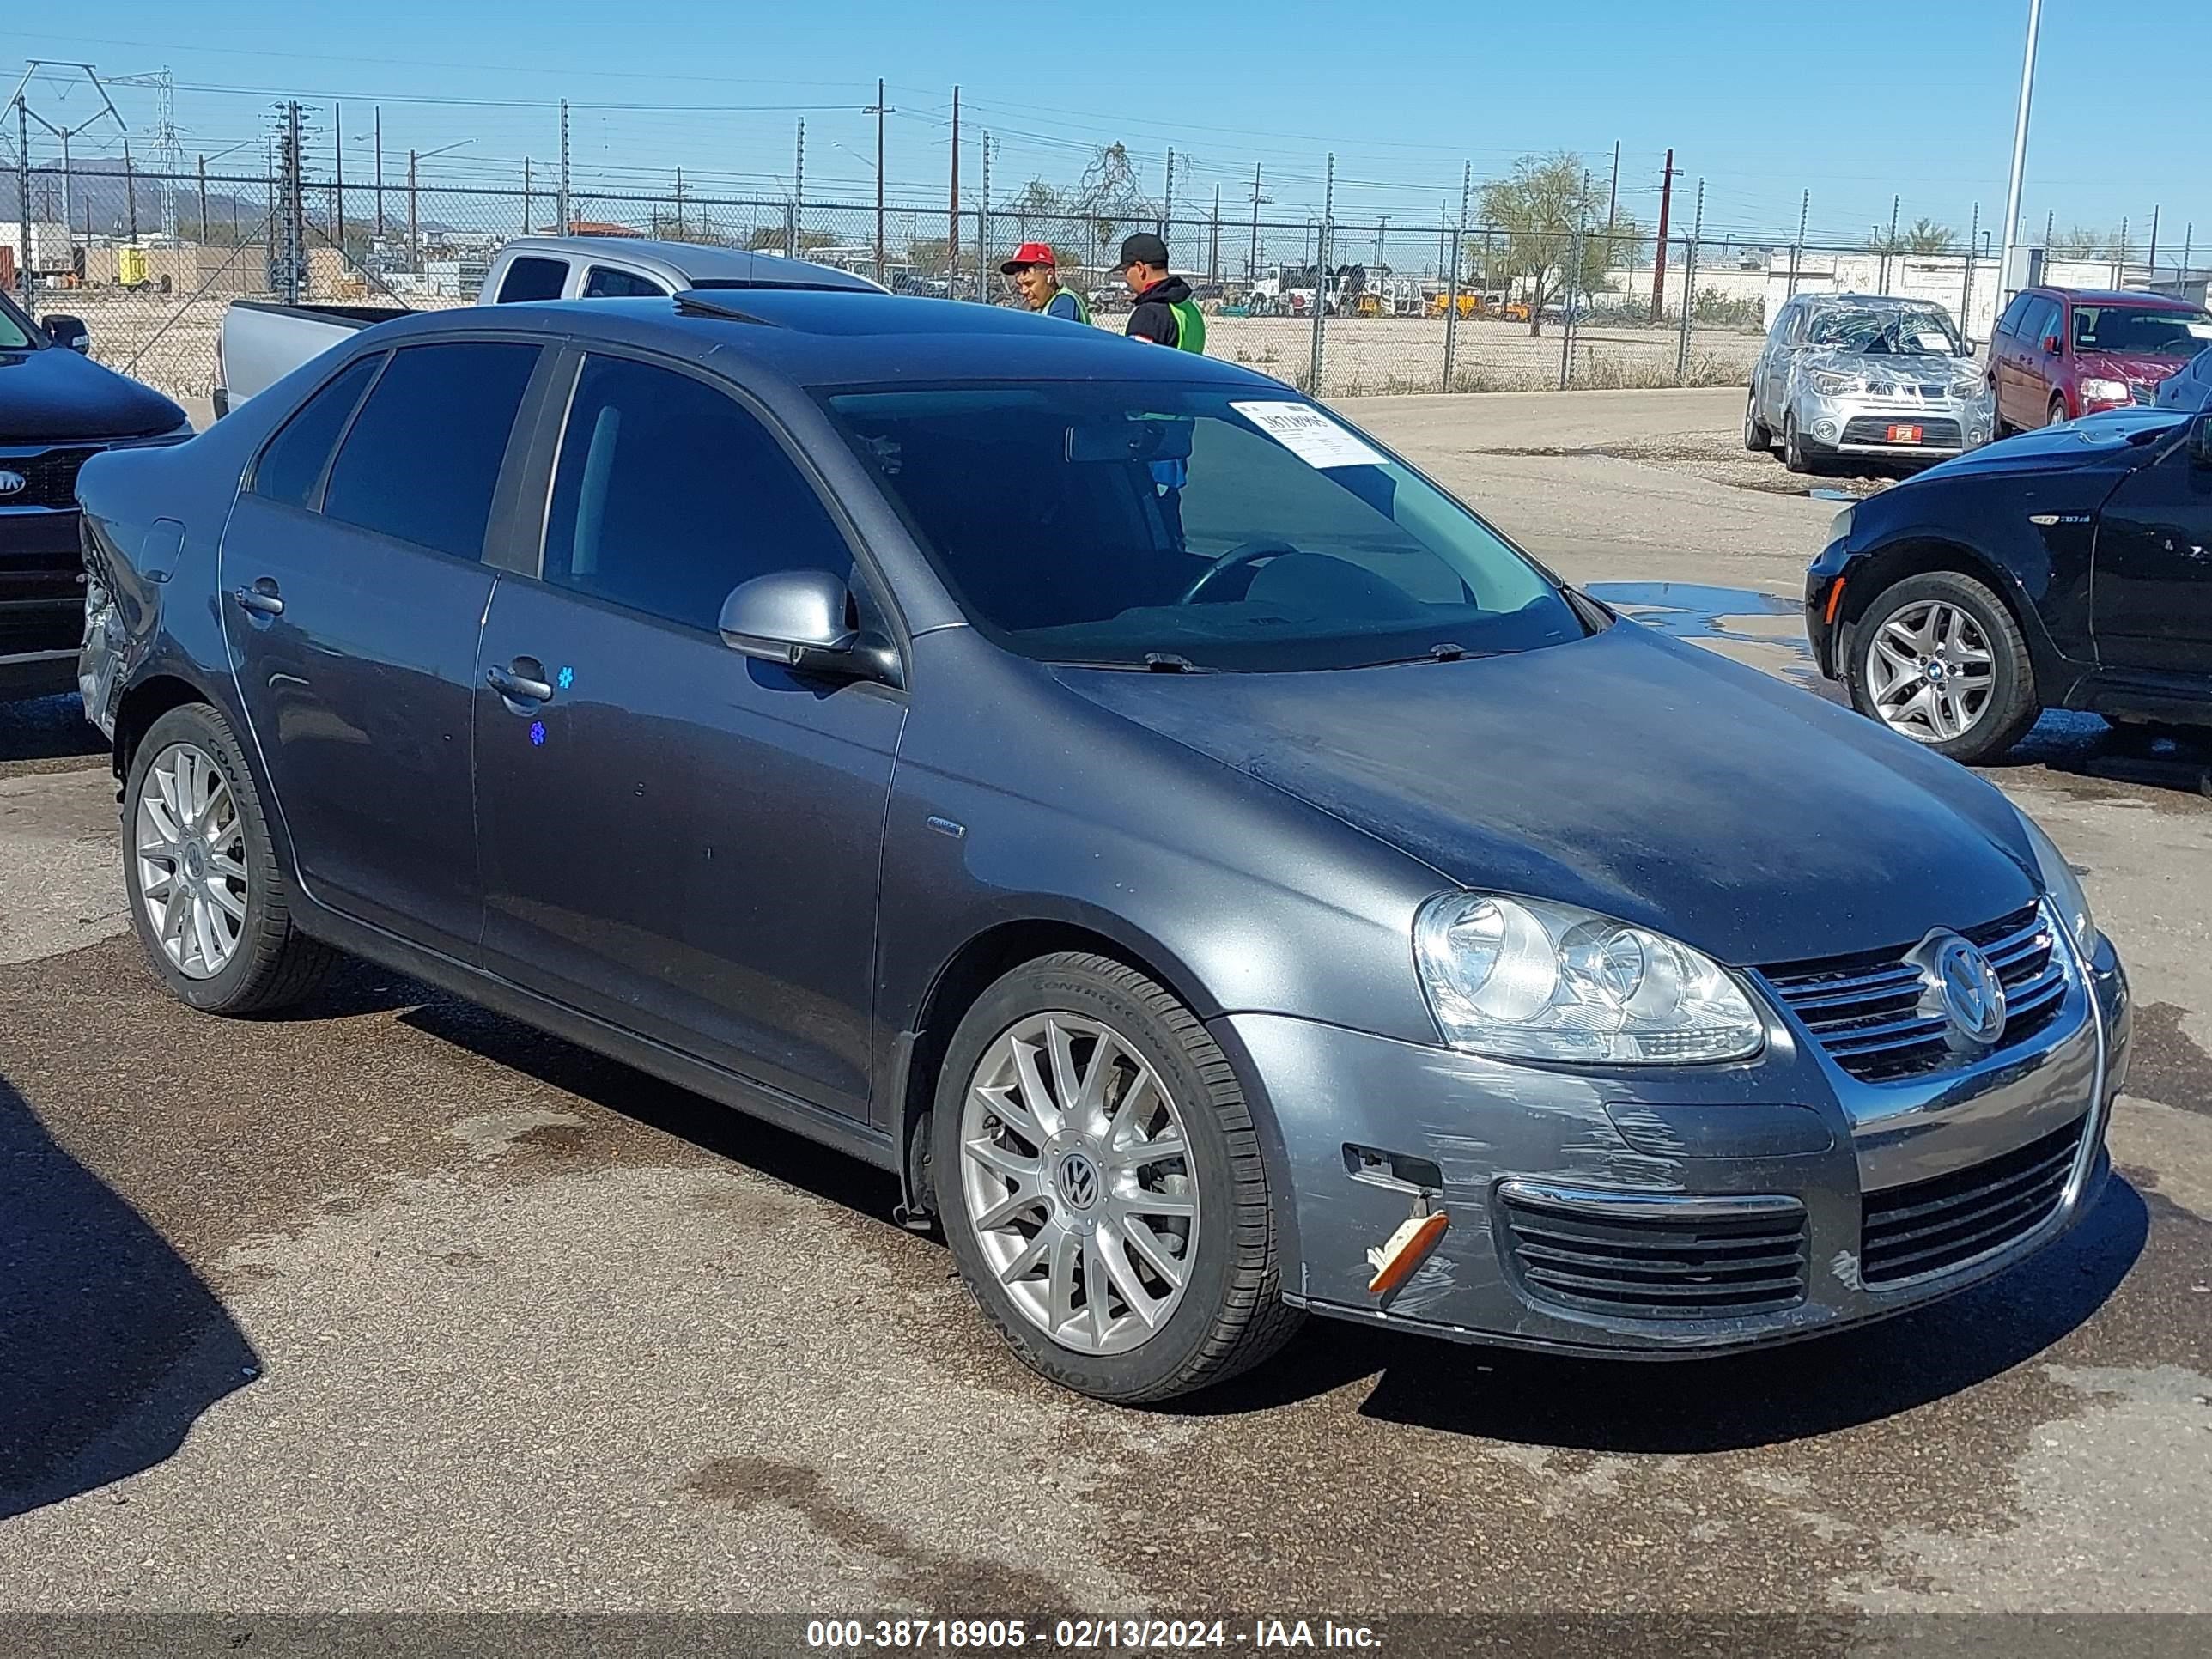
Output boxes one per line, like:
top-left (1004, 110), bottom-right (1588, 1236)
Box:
top-left (540, 354), bottom-right (851, 631)
top-left (322, 342), bottom-right (540, 560)
top-left (495, 256), bottom-right (568, 303)
top-left (252, 353), bottom-right (381, 509)
top-left (580, 266), bottom-right (667, 299)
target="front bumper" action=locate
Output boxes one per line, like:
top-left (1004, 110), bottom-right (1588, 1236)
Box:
top-left (1793, 387), bottom-right (1991, 459)
top-left (1217, 928), bottom-right (2128, 1358)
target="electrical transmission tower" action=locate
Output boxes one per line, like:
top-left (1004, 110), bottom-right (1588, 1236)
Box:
top-left (111, 68), bottom-right (180, 240)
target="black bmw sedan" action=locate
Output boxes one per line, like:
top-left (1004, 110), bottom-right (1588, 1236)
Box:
top-left (76, 293), bottom-right (2129, 1402)
top-left (1808, 407), bottom-right (2212, 764)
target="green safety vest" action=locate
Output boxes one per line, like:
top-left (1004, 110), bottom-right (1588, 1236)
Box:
top-left (1170, 297), bottom-right (1206, 354)
top-left (1048, 284), bottom-right (1092, 325)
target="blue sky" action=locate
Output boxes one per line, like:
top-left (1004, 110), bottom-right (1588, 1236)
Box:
top-left (9, 1), bottom-right (2208, 261)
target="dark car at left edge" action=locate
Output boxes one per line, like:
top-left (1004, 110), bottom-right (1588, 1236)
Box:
top-left (2, 289), bottom-right (191, 701)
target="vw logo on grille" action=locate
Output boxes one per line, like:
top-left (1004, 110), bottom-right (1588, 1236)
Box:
top-left (1925, 933), bottom-right (2007, 1046)
top-left (0, 469), bottom-right (27, 497)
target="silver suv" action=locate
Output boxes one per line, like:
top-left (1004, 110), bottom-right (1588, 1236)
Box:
top-left (1747, 294), bottom-right (1993, 472)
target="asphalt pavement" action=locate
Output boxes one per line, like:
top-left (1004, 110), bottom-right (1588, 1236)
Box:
top-left (2, 387), bottom-right (2208, 1620)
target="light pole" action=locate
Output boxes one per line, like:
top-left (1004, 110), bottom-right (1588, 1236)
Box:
top-left (1996, 0), bottom-right (2043, 303)
top-left (409, 138), bottom-right (470, 273)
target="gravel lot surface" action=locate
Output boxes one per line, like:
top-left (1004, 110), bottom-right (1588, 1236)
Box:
top-left (3, 388), bottom-right (2207, 1621)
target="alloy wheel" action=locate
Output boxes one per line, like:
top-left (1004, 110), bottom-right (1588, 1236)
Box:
top-left (957, 1012), bottom-right (1200, 1356)
top-left (1864, 599), bottom-right (1996, 744)
top-left (135, 741), bottom-right (249, 979)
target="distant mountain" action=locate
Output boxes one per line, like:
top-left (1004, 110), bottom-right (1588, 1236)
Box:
top-left (21, 157), bottom-right (273, 242)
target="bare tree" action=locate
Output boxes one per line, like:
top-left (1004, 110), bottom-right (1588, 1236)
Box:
top-left (1477, 153), bottom-right (1615, 336)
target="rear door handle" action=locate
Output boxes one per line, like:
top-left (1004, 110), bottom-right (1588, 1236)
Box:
top-left (486, 660), bottom-right (555, 706)
top-left (232, 580), bottom-right (284, 617)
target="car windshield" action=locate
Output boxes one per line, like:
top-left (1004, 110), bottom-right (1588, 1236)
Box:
top-left (1805, 304), bottom-right (1962, 356)
top-left (0, 295), bottom-right (37, 350)
top-left (823, 383), bottom-right (1588, 672)
top-left (2071, 304), bottom-right (2212, 356)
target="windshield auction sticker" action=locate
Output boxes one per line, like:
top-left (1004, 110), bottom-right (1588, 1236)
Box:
top-left (1231, 401), bottom-right (1389, 469)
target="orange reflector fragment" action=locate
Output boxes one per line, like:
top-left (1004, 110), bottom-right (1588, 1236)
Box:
top-left (1366, 1210), bottom-right (1450, 1297)
top-left (1824, 576), bottom-right (1846, 626)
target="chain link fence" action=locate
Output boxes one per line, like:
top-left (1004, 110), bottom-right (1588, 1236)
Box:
top-left (18, 160), bottom-right (2166, 406)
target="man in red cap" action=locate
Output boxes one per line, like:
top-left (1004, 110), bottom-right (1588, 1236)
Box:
top-left (1000, 241), bottom-right (1090, 324)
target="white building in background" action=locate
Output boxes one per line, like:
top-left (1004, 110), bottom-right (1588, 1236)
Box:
top-left (0, 221), bottom-right (72, 274)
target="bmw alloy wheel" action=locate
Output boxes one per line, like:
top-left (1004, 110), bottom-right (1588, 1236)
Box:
top-left (135, 741), bottom-right (249, 978)
top-left (1863, 599), bottom-right (1995, 744)
top-left (957, 1012), bottom-right (1200, 1355)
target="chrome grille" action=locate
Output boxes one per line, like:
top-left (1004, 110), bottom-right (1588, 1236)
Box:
top-left (1841, 416), bottom-right (1962, 447)
top-left (1498, 1197), bottom-right (1809, 1320)
top-left (1762, 902), bottom-right (2068, 1084)
top-left (0, 446), bottom-right (100, 511)
top-left (1860, 1115), bottom-right (2085, 1285)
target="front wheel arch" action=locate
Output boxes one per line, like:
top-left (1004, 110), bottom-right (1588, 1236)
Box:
top-left (1838, 538), bottom-right (2054, 680)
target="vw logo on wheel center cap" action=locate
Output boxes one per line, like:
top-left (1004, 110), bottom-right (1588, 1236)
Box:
top-left (1054, 1148), bottom-right (1103, 1212)
top-left (1911, 931), bottom-right (2008, 1047)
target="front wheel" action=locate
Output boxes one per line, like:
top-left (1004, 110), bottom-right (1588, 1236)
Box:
top-left (122, 702), bottom-right (338, 1014)
top-left (1784, 410), bottom-right (1820, 474)
top-left (933, 952), bottom-right (1302, 1403)
top-left (1846, 570), bottom-right (2039, 764)
top-left (2048, 394), bottom-right (2069, 429)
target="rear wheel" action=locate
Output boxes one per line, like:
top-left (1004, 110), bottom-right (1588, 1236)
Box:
top-left (1846, 570), bottom-right (2039, 765)
top-left (933, 951), bottom-right (1301, 1403)
top-left (123, 702), bottom-right (338, 1014)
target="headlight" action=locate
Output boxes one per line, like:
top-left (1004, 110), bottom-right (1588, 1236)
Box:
top-left (2080, 377), bottom-right (2130, 407)
top-left (1808, 369), bottom-right (1859, 397)
top-left (1950, 374), bottom-right (1987, 399)
top-left (2016, 811), bottom-right (2099, 957)
top-left (1413, 893), bottom-right (1765, 1065)
top-left (1828, 503), bottom-right (1855, 544)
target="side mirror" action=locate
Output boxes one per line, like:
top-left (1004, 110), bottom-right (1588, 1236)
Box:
top-left (42, 313), bottom-right (90, 353)
top-left (2040, 334), bottom-right (2063, 356)
top-left (718, 568), bottom-right (867, 674)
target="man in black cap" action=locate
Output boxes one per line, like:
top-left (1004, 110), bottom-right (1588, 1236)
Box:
top-left (1118, 232), bottom-right (1206, 354)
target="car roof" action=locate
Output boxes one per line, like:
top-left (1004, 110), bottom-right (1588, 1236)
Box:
top-left (2033, 287), bottom-right (2194, 308)
top-left (505, 235), bottom-right (881, 293)
top-left (357, 290), bottom-right (1279, 392)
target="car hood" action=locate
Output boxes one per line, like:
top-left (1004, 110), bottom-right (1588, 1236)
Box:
top-left (1052, 621), bottom-right (2037, 968)
top-left (1793, 345), bottom-right (1978, 392)
top-left (2077, 349), bottom-right (2191, 387)
top-left (1914, 410), bottom-right (2181, 481)
top-left (0, 345), bottom-right (186, 442)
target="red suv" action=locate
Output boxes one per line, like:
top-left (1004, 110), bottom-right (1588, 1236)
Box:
top-left (1988, 287), bottom-right (2212, 433)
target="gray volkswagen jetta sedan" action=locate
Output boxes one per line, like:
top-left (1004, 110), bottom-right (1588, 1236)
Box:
top-left (76, 293), bottom-right (2130, 1403)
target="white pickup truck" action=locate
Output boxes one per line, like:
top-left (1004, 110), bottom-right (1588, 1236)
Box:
top-left (214, 234), bottom-right (883, 415)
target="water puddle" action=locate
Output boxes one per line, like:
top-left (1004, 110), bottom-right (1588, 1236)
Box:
top-left (1587, 581), bottom-right (1820, 686)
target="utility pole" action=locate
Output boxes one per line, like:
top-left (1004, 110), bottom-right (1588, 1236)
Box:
top-left (1675, 178), bottom-right (1705, 381)
top-left (557, 99), bottom-right (570, 236)
top-left (1249, 162), bottom-right (1263, 283)
top-left (1604, 139), bottom-right (1620, 265)
top-left (374, 106), bottom-right (384, 239)
top-left (866, 79), bottom-right (891, 284)
top-left (2147, 204), bottom-right (2160, 277)
top-left (1997, 0), bottom-right (2043, 303)
top-left (949, 86), bottom-right (961, 298)
top-left (1212, 184), bottom-right (1221, 285)
top-left (125, 140), bottom-right (140, 240)
top-left (1443, 159), bottom-right (1470, 392)
top-left (1788, 189), bottom-right (1808, 298)
top-left (1650, 148), bottom-right (1677, 322)
top-left (333, 104), bottom-right (344, 255)
top-left (790, 118), bottom-right (804, 260)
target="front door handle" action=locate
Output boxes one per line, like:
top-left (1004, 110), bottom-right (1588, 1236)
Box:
top-left (232, 580), bottom-right (284, 617)
top-left (486, 659), bottom-right (555, 708)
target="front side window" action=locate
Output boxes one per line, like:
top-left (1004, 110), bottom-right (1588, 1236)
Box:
top-left (2022, 298), bottom-right (2062, 347)
top-left (540, 355), bottom-right (852, 631)
top-left (0, 293), bottom-right (36, 350)
top-left (495, 256), bottom-right (569, 303)
top-left (824, 384), bottom-right (1586, 672)
top-left (252, 352), bottom-right (382, 510)
top-left (580, 266), bottom-right (668, 299)
top-left (322, 342), bottom-right (540, 560)
top-left (2071, 303), bottom-right (2212, 356)
top-left (1995, 294), bottom-right (2033, 337)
